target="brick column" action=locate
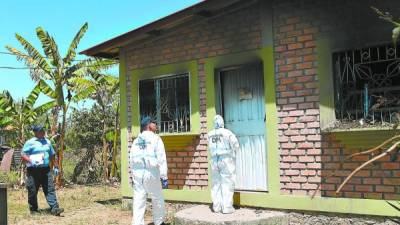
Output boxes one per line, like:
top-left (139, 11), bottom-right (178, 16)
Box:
top-left (273, 7), bottom-right (322, 196)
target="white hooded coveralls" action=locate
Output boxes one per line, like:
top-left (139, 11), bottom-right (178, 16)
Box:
top-left (128, 130), bottom-right (168, 225)
top-left (207, 115), bottom-right (239, 213)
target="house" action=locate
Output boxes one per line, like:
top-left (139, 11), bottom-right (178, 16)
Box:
top-left (82, 0), bottom-right (400, 217)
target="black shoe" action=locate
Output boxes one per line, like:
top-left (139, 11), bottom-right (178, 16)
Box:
top-left (30, 210), bottom-right (39, 215)
top-left (50, 207), bottom-right (64, 216)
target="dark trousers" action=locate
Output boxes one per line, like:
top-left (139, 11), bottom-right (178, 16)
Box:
top-left (26, 167), bottom-right (59, 211)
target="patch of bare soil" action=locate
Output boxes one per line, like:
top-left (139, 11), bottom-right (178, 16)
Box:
top-left (18, 203), bottom-right (132, 225)
top-left (8, 185), bottom-right (193, 225)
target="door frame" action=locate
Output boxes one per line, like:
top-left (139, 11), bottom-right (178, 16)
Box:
top-left (214, 62), bottom-right (263, 116)
top-left (204, 47), bottom-right (280, 195)
top-left (215, 62), bottom-right (268, 192)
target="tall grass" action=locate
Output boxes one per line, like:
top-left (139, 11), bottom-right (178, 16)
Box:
top-left (0, 171), bottom-right (19, 185)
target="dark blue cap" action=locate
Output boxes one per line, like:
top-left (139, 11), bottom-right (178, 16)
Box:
top-left (32, 125), bottom-right (45, 132)
top-left (140, 116), bottom-right (155, 128)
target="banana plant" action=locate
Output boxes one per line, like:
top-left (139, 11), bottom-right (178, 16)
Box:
top-left (6, 23), bottom-right (116, 186)
top-left (0, 84), bottom-right (56, 148)
top-left (71, 73), bottom-right (119, 181)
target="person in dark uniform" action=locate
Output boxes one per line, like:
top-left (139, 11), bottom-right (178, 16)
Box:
top-left (21, 125), bottom-right (64, 216)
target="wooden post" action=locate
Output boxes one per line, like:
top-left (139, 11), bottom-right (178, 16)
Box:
top-left (0, 183), bottom-right (7, 225)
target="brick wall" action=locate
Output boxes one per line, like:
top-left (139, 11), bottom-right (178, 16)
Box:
top-left (165, 61), bottom-right (209, 190)
top-left (166, 150), bottom-right (208, 189)
top-left (125, 0), bottom-right (400, 197)
top-left (125, 2), bottom-right (262, 190)
top-left (273, 0), bottom-right (322, 196)
top-left (125, 2), bottom-right (261, 71)
top-left (273, 0), bottom-right (400, 197)
top-left (321, 133), bottom-right (400, 200)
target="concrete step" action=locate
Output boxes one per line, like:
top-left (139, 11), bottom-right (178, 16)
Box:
top-left (174, 205), bottom-right (288, 225)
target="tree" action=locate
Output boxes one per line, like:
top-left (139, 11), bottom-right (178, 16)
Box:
top-left (0, 83), bottom-right (56, 148)
top-left (66, 106), bottom-right (103, 183)
top-left (6, 23), bottom-right (116, 186)
top-left (71, 73), bottom-right (119, 181)
top-left (109, 100), bottom-right (120, 179)
top-left (65, 104), bottom-right (118, 183)
top-left (0, 84), bottom-right (56, 185)
top-left (372, 7), bottom-right (400, 44)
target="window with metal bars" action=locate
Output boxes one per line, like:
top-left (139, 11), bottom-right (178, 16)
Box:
top-left (139, 73), bottom-right (191, 133)
top-left (333, 43), bottom-right (400, 127)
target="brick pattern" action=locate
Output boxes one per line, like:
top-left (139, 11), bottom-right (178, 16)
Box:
top-left (166, 150), bottom-right (208, 189)
top-left (321, 133), bottom-right (400, 200)
top-left (126, 60), bottom-right (210, 190)
top-left (125, 0), bottom-right (400, 198)
top-left (125, 3), bottom-right (261, 71)
top-left (126, 69), bottom-right (134, 185)
top-left (273, 1), bottom-right (321, 196)
top-left (165, 60), bottom-right (209, 190)
top-left (124, 2), bottom-right (262, 189)
top-left (273, 0), bottom-right (400, 197)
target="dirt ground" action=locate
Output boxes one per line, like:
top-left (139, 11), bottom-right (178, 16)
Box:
top-left (8, 185), bottom-right (398, 225)
top-left (7, 184), bottom-right (188, 225)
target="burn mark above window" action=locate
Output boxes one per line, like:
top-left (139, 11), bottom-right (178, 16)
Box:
top-left (333, 44), bottom-right (400, 127)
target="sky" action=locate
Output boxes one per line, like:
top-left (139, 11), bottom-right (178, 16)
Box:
top-left (0, 0), bottom-right (201, 107)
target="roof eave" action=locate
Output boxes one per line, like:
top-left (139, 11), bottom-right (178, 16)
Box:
top-left (80, 0), bottom-right (241, 59)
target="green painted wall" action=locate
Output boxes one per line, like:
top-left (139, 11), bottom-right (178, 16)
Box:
top-left (330, 129), bottom-right (400, 150)
top-left (119, 52), bottom-right (131, 197)
top-left (119, 41), bottom-right (399, 218)
top-left (121, 60), bottom-right (200, 196)
top-left (317, 39), bottom-right (336, 130)
top-left (159, 189), bottom-right (400, 217)
top-left (130, 60), bottom-right (200, 137)
top-left (123, 188), bottom-right (400, 217)
top-left (204, 47), bottom-right (281, 194)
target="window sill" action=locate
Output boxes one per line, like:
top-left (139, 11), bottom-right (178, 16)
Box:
top-left (321, 127), bottom-right (399, 134)
top-left (159, 133), bottom-right (200, 151)
top-left (158, 132), bottom-right (200, 137)
top-left (321, 128), bottom-right (400, 150)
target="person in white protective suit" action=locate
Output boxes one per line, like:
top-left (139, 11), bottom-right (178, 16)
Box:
top-left (207, 115), bottom-right (240, 214)
top-left (128, 116), bottom-right (168, 225)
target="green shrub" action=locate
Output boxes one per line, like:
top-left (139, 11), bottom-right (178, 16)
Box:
top-left (0, 171), bottom-right (19, 185)
top-left (62, 158), bottom-right (76, 182)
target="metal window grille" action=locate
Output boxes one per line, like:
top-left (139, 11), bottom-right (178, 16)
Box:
top-left (333, 43), bottom-right (400, 126)
top-left (139, 74), bottom-right (191, 133)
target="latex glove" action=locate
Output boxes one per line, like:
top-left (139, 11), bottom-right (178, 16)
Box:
top-left (161, 178), bottom-right (168, 189)
top-left (53, 167), bottom-right (59, 176)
